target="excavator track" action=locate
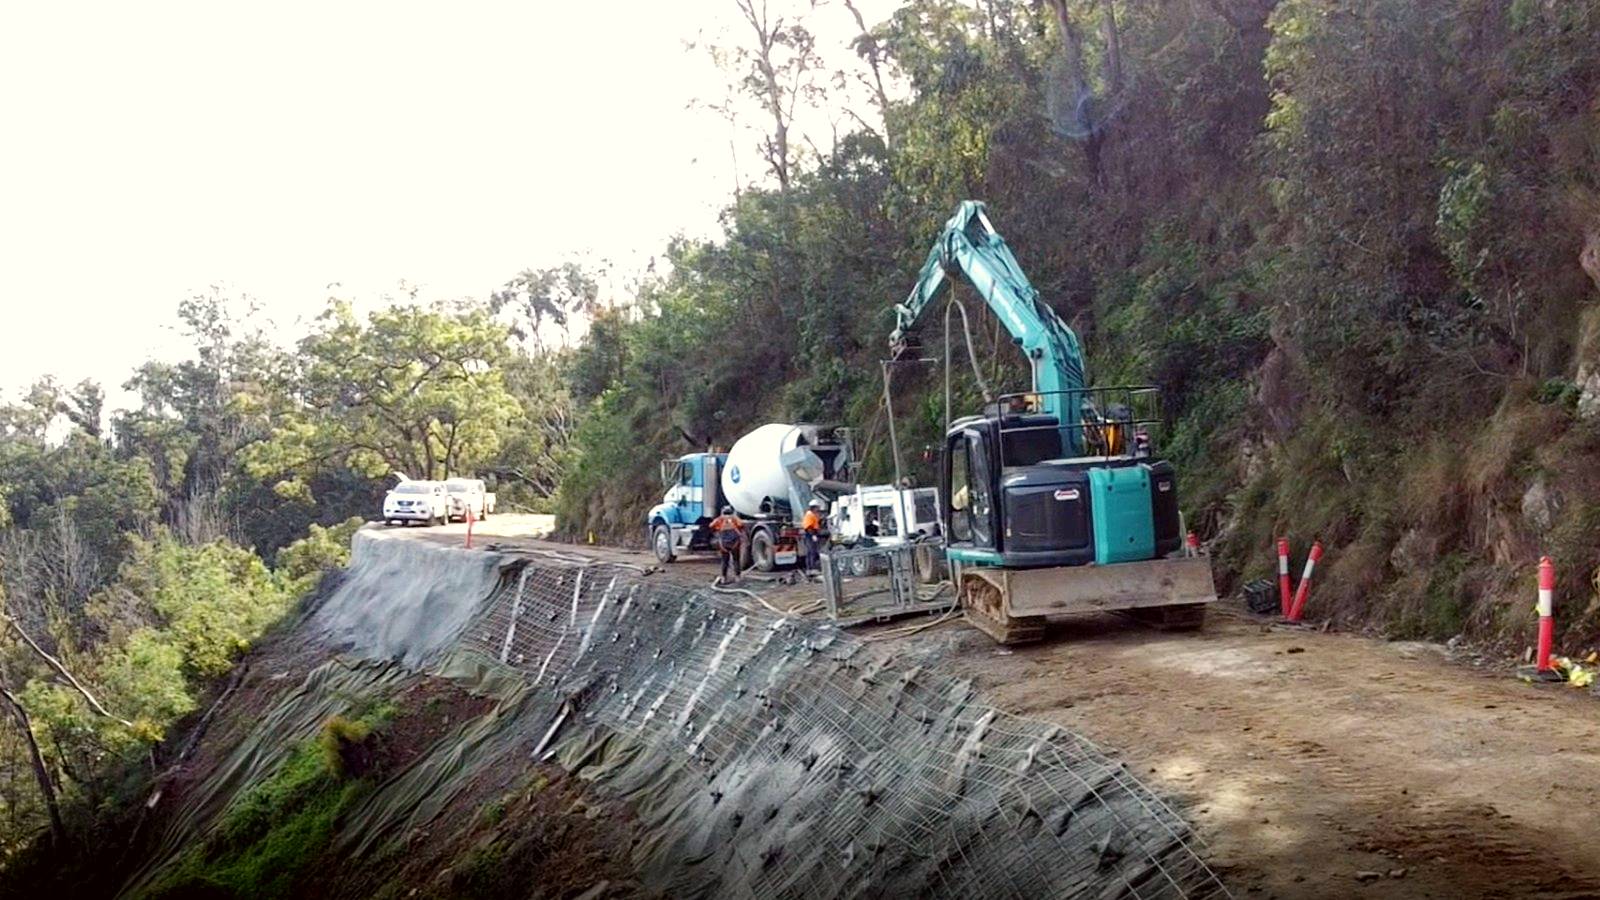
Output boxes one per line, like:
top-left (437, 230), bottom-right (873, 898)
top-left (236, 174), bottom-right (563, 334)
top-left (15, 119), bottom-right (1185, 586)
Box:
top-left (959, 573), bottom-right (1047, 645)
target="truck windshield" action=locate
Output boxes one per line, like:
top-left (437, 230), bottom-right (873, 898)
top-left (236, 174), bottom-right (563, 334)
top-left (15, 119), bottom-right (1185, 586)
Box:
top-left (445, 481), bottom-right (475, 493)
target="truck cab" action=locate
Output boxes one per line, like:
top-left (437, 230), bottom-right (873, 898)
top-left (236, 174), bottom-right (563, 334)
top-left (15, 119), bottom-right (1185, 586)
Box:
top-left (647, 452), bottom-right (727, 563)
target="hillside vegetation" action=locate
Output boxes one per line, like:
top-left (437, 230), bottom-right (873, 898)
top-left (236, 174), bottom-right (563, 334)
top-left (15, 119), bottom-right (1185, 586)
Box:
top-left (2, 0), bottom-right (1600, 875)
top-left (554, 0), bottom-right (1600, 653)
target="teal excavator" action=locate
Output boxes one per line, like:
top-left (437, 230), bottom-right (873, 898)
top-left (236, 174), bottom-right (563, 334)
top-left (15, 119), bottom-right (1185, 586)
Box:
top-left (892, 201), bottom-right (1216, 643)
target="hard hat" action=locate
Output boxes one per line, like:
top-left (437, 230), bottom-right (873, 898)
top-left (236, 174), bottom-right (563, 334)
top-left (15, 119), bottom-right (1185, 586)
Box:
top-left (809, 499), bottom-right (823, 508)
top-left (721, 505), bottom-right (734, 515)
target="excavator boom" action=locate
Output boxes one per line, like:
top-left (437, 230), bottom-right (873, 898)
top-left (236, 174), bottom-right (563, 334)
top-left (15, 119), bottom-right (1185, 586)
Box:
top-left (891, 201), bottom-right (1089, 451)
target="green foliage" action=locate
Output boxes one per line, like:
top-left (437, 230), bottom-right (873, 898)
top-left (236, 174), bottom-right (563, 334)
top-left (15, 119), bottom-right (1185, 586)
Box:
top-left (95, 631), bottom-right (198, 744)
top-left (146, 741), bottom-right (361, 900)
top-left (272, 517), bottom-right (364, 597)
top-left (316, 715), bottom-right (372, 778)
top-left (121, 537), bottom-right (291, 679)
top-left (242, 301), bottom-right (520, 493)
top-left (1537, 378), bottom-right (1580, 411)
top-left (142, 699), bottom-right (395, 899)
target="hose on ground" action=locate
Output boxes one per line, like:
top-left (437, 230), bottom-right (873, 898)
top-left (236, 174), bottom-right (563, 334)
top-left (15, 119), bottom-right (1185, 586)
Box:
top-left (707, 578), bottom-right (824, 618)
top-left (859, 602), bottom-right (964, 642)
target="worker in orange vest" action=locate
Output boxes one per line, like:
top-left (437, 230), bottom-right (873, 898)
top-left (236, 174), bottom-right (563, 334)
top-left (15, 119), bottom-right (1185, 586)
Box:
top-left (709, 505), bottom-right (746, 585)
top-left (800, 498), bottom-right (826, 577)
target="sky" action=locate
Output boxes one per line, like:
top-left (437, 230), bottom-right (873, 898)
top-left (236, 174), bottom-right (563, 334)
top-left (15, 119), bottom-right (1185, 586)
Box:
top-left (0, 0), bottom-right (896, 410)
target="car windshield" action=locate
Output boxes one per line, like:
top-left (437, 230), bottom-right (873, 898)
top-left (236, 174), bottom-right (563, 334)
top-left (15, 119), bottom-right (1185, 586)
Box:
top-left (393, 482), bottom-right (433, 495)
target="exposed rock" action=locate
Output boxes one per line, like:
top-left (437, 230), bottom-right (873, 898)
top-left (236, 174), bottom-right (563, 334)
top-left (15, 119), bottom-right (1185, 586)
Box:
top-left (1389, 528), bottom-right (1438, 572)
top-left (1577, 365), bottom-right (1600, 422)
top-left (1520, 476), bottom-right (1562, 532)
top-left (1581, 226), bottom-right (1600, 297)
top-left (1255, 345), bottom-right (1301, 439)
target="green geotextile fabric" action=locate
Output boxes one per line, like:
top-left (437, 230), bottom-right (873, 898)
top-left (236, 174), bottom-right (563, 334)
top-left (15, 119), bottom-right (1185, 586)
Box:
top-left (121, 658), bottom-right (413, 897)
top-left (120, 649), bottom-right (538, 897)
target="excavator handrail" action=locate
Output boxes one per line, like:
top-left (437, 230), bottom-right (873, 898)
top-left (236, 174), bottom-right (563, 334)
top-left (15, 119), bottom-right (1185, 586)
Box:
top-left (988, 385), bottom-right (1165, 466)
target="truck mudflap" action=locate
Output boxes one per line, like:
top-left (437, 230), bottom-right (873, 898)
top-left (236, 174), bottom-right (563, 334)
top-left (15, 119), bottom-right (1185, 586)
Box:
top-left (958, 556), bottom-right (1217, 645)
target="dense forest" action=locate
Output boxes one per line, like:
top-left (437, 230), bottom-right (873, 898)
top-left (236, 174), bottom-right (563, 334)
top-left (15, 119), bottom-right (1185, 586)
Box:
top-left (1, 0), bottom-right (1599, 868)
top-left (557, 0), bottom-right (1600, 656)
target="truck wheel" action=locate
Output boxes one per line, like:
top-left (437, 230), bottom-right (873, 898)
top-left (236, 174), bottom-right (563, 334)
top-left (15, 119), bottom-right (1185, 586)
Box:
top-left (479, 505), bottom-right (489, 521)
top-left (847, 554), bottom-right (875, 578)
top-left (750, 530), bottom-right (778, 572)
top-left (652, 524), bottom-right (676, 564)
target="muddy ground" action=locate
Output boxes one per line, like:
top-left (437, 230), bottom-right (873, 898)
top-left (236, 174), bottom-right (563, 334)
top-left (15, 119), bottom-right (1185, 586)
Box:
top-left (411, 515), bottom-right (1600, 899)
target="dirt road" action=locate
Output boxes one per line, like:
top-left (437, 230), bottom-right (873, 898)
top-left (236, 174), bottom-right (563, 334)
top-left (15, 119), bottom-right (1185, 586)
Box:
top-left (393, 517), bottom-right (1600, 897)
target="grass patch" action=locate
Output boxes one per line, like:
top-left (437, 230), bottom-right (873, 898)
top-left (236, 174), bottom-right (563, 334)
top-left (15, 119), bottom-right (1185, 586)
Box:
top-left (141, 706), bottom-right (394, 900)
top-left (1390, 552), bottom-right (1471, 639)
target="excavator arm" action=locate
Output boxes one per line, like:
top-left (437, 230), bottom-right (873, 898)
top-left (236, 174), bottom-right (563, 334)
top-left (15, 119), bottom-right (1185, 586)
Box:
top-left (890, 201), bottom-right (1089, 452)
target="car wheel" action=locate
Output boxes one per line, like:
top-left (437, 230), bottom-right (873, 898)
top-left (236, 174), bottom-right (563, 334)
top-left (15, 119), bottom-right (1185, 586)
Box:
top-left (652, 524), bottom-right (675, 564)
top-left (750, 530), bottom-right (777, 572)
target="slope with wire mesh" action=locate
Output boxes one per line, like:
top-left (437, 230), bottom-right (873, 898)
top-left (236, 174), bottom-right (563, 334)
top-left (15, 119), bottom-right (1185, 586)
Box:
top-left (456, 548), bottom-right (1230, 898)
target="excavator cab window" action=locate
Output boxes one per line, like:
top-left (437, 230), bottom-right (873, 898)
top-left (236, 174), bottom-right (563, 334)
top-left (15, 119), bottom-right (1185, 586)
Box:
top-left (945, 430), bottom-right (995, 548)
top-left (948, 439), bottom-right (972, 542)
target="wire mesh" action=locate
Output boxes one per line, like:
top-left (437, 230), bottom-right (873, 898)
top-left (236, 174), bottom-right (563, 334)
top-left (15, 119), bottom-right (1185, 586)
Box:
top-left (456, 556), bottom-right (1230, 899)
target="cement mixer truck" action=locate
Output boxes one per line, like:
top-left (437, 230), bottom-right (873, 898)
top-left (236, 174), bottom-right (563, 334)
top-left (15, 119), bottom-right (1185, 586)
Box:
top-left (647, 423), bottom-right (855, 571)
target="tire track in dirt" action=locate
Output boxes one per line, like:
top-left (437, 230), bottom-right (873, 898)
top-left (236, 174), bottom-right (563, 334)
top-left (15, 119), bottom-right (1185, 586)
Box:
top-left (930, 608), bottom-right (1600, 898)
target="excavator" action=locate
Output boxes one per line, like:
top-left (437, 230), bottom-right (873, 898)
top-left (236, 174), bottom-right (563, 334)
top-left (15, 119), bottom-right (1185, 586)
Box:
top-left (891, 201), bottom-right (1216, 643)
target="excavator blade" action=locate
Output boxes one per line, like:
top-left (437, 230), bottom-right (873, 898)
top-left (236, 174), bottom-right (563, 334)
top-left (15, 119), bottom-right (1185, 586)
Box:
top-left (959, 557), bottom-right (1218, 645)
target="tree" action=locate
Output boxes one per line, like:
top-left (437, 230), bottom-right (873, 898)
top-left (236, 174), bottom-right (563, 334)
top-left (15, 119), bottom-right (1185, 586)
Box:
top-left (842, 0), bottom-right (894, 145)
top-left (243, 301), bottom-right (520, 493)
top-left (722, 0), bottom-right (826, 192)
top-left (489, 263), bottom-right (603, 349)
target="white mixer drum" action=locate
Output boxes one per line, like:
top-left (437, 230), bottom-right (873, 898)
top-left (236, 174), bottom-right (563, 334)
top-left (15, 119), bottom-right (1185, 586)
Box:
top-left (721, 423), bottom-right (804, 516)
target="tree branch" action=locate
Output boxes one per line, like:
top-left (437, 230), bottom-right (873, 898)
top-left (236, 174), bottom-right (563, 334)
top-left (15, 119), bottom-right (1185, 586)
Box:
top-left (4, 616), bottom-right (134, 729)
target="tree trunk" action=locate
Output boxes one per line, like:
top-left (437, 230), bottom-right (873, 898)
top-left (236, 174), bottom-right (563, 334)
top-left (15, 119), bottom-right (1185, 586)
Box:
top-left (843, 0), bottom-right (892, 146)
top-left (1042, 0), bottom-right (1103, 182)
top-left (736, 0), bottom-right (793, 191)
top-left (0, 683), bottom-right (66, 848)
top-left (1099, 0), bottom-right (1123, 93)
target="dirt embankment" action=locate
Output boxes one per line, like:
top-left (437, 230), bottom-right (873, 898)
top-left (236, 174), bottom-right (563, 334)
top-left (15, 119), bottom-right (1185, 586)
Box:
top-left (426, 520), bottom-right (1600, 898)
top-left (20, 517), bottom-right (1597, 899)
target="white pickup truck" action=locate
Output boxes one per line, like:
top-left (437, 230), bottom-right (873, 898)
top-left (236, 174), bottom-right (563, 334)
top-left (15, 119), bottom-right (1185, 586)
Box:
top-left (444, 478), bottom-right (496, 522)
top-left (382, 480), bottom-right (451, 526)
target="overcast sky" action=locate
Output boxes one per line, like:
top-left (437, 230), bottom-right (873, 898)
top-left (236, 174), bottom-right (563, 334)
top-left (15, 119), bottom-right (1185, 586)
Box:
top-left (0, 0), bottom-right (895, 409)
